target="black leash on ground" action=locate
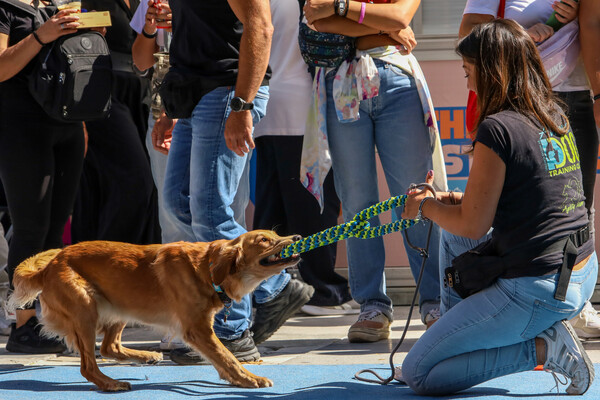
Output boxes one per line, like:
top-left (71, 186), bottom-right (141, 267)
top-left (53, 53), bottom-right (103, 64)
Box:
top-left (354, 182), bottom-right (436, 385)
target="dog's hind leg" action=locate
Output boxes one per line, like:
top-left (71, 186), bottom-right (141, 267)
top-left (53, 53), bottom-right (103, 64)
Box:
top-left (99, 322), bottom-right (163, 365)
top-left (37, 278), bottom-right (131, 391)
top-left (66, 318), bottom-right (132, 391)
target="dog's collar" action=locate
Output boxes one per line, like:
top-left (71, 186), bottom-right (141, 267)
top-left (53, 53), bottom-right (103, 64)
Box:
top-left (209, 264), bottom-right (233, 322)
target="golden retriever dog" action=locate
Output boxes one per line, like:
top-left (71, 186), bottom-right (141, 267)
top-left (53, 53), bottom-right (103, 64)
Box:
top-left (9, 230), bottom-right (301, 391)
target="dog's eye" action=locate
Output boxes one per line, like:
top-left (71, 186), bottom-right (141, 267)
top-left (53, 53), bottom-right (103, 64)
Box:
top-left (260, 237), bottom-right (269, 243)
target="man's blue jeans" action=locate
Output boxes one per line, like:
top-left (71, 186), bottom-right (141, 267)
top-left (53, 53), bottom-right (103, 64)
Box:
top-left (325, 60), bottom-right (441, 322)
top-left (403, 229), bottom-right (597, 395)
top-left (145, 114), bottom-right (185, 244)
top-left (163, 86), bottom-right (290, 340)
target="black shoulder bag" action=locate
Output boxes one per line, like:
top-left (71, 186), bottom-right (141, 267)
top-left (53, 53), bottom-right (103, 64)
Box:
top-left (2, 0), bottom-right (113, 122)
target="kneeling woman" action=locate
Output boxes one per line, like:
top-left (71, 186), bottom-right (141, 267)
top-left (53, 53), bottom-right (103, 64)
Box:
top-left (401, 19), bottom-right (596, 396)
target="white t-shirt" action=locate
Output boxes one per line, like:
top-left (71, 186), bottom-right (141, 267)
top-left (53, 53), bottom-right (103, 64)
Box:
top-left (253, 0), bottom-right (312, 137)
top-left (463, 0), bottom-right (589, 92)
top-left (129, 1), bottom-right (168, 48)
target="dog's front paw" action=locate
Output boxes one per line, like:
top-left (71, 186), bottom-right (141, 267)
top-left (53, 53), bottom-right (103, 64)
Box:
top-left (253, 376), bottom-right (273, 388)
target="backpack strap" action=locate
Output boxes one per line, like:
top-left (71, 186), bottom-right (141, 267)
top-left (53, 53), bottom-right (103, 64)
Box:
top-left (298, 0), bottom-right (305, 22)
top-left (0, 0), bottom-right (46, 28)
top-left (0, 0), bottom-right (37, 15)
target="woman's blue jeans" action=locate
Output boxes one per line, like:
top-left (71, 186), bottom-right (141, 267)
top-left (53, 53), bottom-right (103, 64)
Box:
top-left (163, 86), bottom-right (289, 339)
top-left (439, 229), bottom-right (492, 313)
top-left (325, 60), bottom-right (441, 321)
top-left (402, 229), bottom-right (598, 395)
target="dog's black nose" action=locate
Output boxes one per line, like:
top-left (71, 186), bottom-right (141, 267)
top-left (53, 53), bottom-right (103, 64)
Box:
top-left (292, 235), bottom-right (302, 242)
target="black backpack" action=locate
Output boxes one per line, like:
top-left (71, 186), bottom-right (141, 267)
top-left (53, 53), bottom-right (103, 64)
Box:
top-left (1, 0), bottom-right (112, 122)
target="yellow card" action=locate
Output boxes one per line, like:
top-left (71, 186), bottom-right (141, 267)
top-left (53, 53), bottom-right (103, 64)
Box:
top-left (77, 11), bottom-right (112, 29)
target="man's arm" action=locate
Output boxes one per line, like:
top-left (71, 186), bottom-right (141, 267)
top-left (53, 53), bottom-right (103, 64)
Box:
top-left (459, 13), bottom-right (494, 38)
top-left (580, 0), bottom-right (600, 127)
top-left (225, 0), bottom-right (274, 156)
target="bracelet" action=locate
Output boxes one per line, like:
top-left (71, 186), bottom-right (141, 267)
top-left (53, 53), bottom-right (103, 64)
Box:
top-left (416, 197), bottom-right (434, 222)
top-left (449, 190), bottom-right (462, 205)
top-left (32, 30), bottom-right (46, 46)
top-left (594, 93), bottom-right (600, 102)
top-left (142, 27), bottom-right (158, 39)
top-left (358, 2), bottom-right (366, 24)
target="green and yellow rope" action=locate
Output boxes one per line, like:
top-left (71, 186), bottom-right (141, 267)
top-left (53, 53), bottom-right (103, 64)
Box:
top-left (280, 195), bottom-right (421, 258)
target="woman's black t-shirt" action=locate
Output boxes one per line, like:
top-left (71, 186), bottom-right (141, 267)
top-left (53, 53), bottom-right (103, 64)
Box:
top-left (475, 110), bottom-right (593, 274)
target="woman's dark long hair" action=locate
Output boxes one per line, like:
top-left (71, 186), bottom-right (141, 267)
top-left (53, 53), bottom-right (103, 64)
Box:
top-left (456, 19), bottom-right (568, 136)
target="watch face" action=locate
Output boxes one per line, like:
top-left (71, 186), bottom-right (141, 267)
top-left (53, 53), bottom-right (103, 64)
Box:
top-left (231, 97), bottom-right (243, 112)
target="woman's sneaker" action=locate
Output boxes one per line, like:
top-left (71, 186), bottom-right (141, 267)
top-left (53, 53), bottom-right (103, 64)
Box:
top-left (538, 320), bottom-right (594, 395)
top-left (347, 309), bottom-right (391, 343)
top-left (423, 307), bottom-right (441, 329)
top-left (570, 301), bottom-right (600, 339)
top-left (5, 316), bottom-right (66, 354)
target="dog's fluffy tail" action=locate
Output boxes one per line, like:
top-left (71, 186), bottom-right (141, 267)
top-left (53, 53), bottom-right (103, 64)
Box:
top-left (8, 249), bottom-right (62, 311)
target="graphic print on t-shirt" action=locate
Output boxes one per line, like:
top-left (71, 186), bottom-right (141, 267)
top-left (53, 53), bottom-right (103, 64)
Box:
top-left (539, 130), bottom-right (584, 213)
top-left (561, 178), bottom-right (584, 214)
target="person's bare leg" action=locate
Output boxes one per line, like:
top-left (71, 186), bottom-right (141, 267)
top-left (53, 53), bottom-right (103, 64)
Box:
top-left (535, 337), bottom-right (546, 365)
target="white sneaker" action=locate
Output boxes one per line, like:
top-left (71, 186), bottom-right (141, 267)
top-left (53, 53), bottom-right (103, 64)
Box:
top-left (160, 333), bottom-right (185, 350)
top-left (301, 300), bottom-right (360, 316)
top-left (538, 320), bottom-right (594, 395)
top-left (424, 307), bottom-right (441, 329)
top-left (570, 302), bottom-right (600, 339)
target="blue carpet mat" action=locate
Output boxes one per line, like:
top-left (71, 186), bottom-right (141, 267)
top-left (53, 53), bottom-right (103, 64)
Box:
top-left (0, 364), bottom-right (598, 399)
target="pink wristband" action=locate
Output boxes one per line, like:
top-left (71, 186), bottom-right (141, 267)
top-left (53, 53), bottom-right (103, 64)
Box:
top-left (358, 2), bottom-right (366, 24)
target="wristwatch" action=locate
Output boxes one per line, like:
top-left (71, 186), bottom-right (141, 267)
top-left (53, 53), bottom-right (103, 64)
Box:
top-left (230, 96), bottom-right (254, 112)
top-left (336, 0), bottom-right (347, 17)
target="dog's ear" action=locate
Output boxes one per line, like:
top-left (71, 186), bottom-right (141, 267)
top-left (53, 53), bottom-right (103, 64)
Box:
top-left (208, 242), bottom-right (242, 286)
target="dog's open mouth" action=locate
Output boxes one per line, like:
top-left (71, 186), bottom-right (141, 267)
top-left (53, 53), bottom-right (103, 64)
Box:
top-left (260, 253), bottom-right (300, 266)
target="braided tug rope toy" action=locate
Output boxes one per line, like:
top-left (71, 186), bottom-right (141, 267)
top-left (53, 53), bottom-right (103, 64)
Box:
top-left (280, 194), bottom-right (422, 258)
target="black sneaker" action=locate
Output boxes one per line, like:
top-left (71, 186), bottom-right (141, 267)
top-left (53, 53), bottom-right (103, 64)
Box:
top-left (6, 316), bottom-right (67, 354)
top-left (251, 279), bottom-right (314, 345)
top-left (169, 329), bottom-right (260, 365)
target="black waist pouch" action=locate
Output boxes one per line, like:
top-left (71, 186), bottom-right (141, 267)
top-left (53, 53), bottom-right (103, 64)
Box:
top-left (445, 226), bottom-right (590, 300)
top-left (158, 70), bottom-right (218, 119)
top-left (444, 239), bottom-right (505, 299)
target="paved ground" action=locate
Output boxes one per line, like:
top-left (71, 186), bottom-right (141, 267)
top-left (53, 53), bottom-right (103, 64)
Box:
top-left (1, 306), bottom-right (600, 370)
